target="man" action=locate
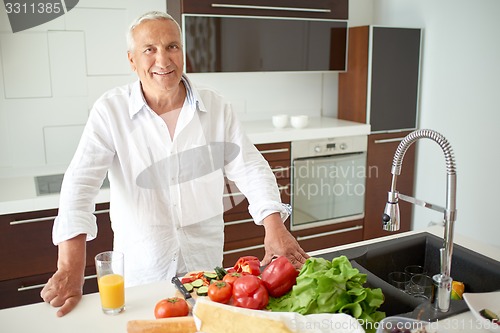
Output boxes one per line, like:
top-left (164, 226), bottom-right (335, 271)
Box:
top-left (41, 11), bottom-right (308, 317)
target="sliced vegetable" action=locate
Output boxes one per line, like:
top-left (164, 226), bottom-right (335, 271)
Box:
top-left (232, 274), bottom-right (269, 310)
top-left (183, 283), bottom-right (194, 293)
top-left (214, 266), bottom-right (228, 280)
top-left (261, 256), bottom-right (298, 298)
top-left (203, 272), bottom-right (218, 281)
top-left (196, 286), bottom-right (209, 296)
top-left (266, 256), bottom-right (385, 333)
top-left (191, 278), bottom-right (204, 288)
top-left (208, 281), bottom-right (232, 304)
top-left (480, 308), bottom-right (499, 322)
top-left (233, 256), bottom-right (261, 276)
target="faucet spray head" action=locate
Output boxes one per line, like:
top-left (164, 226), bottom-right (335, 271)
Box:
top-left (383, 191), bottom-right (401, 231)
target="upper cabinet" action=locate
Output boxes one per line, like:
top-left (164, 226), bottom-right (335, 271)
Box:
top-left (177, 0), bottom-right (348, 19)
top-left (338, 26), bottom-right (422, 133)
top-left (167, 0), bottom-right (348, 73)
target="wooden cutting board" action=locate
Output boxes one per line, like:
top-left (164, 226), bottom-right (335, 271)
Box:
top-left (127, 316), bottom-right (196, 333)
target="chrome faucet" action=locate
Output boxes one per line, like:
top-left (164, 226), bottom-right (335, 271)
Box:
top-left (382, 129), bottom-right (457, 312)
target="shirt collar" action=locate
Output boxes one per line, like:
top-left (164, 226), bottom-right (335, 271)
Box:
top-left (128, 74), bottom-right (207, 119)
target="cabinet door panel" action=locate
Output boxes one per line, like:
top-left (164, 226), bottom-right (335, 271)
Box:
top-left (369, 27), bottom-right (421, 132)
top-left (363, 132), bottom-right (415, 240)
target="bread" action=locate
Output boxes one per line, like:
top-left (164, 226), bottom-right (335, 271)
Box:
top-left (194, 298), bottom-right (293, 333)
top-left (126, 316), bottom-right (196, 333)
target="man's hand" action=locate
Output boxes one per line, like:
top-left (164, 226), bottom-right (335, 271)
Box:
top-left (40, 269), bottom-right (84, 317)
top-left (261, 213), bottom-right (309, 269)
top-left (40, 234), bottom-right (86, 317)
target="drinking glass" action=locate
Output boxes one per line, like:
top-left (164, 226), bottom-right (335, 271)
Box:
top-left (95, 251), bottom-right (125, 315)
top-left (388, 271), bottom-right (410, 292)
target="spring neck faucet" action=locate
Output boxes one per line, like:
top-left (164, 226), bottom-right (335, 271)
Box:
top-left (382, 129), bottom-right (457, 312)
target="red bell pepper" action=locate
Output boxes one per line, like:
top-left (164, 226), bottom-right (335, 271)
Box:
top-left (260, 256), bottom-right (298, 297)
top-left (232, 275), bottom-right (269, 310)
top-left (233, 256), bottom-right (261, 276)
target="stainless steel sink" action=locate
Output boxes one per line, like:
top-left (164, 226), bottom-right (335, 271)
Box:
top-left (316, 232), bottom-right (500, 321)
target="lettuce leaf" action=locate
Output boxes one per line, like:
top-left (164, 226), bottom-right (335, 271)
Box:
top-left (266, 256), bottom-right (385, 332)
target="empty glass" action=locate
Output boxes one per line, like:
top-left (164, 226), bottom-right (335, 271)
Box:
top-left (388, 271), bottom-right (411, 292)
top-left (409, 274), bottom-right (434, 299)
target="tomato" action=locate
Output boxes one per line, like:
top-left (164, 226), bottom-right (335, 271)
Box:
top-left (154, 297), bottom-right (189, 319)
top-left (222, 272), bottom-right (247, 285)
top-left (208, 281), bottom-right (232, 304)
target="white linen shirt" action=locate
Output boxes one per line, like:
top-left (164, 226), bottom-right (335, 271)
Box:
top-left (53, 75), bottom-right (288, 287)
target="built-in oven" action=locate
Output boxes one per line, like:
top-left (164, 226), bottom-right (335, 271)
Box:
top-left (290, 135), bottom-right (368, 231)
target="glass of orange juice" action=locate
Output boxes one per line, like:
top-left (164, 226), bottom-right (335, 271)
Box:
top-left (95, 251), bottom-right (125, 315)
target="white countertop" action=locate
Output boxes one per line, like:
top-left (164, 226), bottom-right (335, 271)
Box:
top-left (0, 226), bottom-right (498, 333)
top-left (0, 117), bottom-right (370, 215)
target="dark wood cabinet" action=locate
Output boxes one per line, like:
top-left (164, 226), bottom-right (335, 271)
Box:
top-left (363, 132), bottom-right (415, 240)
top-left (169, 0), bottom-right (348, 20)
top-left (0, 203), bottom-right (112, 309)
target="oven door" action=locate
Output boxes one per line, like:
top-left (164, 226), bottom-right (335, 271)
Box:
top-left (291, 152), bottom-right (366, 231)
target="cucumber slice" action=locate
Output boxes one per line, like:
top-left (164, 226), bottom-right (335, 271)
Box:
top-left (183, 283), bottom-right (194, 293)
top-left (203, 272), bottom-right (218, 280)
top-left (196, 286), bottom-right (209, 296)
top-left (480, 308), bottom-right (499, 321)
top-left (191, 278), bottom-right (204, 288)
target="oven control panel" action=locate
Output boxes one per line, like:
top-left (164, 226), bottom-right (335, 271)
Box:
top-left (292, 135), bottom-right (368, 159)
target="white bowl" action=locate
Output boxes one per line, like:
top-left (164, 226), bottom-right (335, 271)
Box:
top-left (464, 291), bottom-right (500, 332)
top-left (290, 115), bottom-right (308, 129)
top-left (272, 114), bottom-right (288, 128)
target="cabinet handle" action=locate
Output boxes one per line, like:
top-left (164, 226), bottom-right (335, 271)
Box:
top-left (296, 225), bottom-right (363, 241)
top-left (10, 215), bottom-right (56, 225)
top-left (10, 209), bottom-right (109, 226)
top-left (223, 185), bottom-right (288, 197)
top-left (271, 166), bottom-right (289, 173)
top-left (17, 274), bottom-right (97, 292)
top-left (225, 217), bottom-right (254, 226)
top-left (224, 243), bottom-right (264, 255)
top-left (259, 148), bottom-right (289, 155)
top-left (211, 3), bottom-right (331, 13)
top-left (373, 137), bottom-right (406, 144)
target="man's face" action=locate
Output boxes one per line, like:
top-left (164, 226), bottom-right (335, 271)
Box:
top-left (127, 19), bottom-right (184, 98)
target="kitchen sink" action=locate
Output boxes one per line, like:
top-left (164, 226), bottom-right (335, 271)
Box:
top-left (315, 232), bottom-right (500, 321)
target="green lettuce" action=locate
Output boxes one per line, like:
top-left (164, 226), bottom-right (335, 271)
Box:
top-left (266, 256), bottom-right (385, 332)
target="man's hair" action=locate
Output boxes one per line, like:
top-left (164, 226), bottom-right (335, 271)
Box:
top-left (126, 11), bottom-right (182, 51)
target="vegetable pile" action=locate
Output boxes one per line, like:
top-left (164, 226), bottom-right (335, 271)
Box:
top-left (206, 255), bottom-right (298, 310)
top-left (266, 256), bottom-right (385, 332)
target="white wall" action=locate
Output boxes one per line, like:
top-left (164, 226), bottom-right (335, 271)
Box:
top-left (372, 0), bottom-right (500, 247)
top-left (0, 0), bottom-right (166, 177)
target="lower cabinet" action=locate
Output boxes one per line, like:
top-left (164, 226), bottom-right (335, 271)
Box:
top-left (363, 131), bottom-right (416, 240)
top-left (0, 203), bottom-right (113, 309)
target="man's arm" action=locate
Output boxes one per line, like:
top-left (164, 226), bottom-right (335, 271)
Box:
top-left (40, 234), bottom-right (86, 317)
top-left (261, 213), bottom-right (309, 269)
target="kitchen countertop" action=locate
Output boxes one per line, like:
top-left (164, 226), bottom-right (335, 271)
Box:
top-left (0, 226), bottom-right (497, 333)
top-left (0, 117), bottom-right (370, 215)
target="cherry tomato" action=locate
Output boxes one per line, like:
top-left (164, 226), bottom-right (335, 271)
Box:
top-left (208, 281), bottom-right (232, 304)
top-left (154, 297), bottom-right (189, 319)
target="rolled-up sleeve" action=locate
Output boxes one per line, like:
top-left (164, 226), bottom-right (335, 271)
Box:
top-left (222, 107), bottom-right (289, 225)
top-left (52, 104), bottom-right (115, 245)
